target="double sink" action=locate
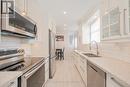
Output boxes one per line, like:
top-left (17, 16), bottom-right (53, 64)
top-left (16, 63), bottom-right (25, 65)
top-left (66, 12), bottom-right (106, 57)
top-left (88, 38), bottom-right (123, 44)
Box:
top-left (83, 53), bottom-right (101, 57)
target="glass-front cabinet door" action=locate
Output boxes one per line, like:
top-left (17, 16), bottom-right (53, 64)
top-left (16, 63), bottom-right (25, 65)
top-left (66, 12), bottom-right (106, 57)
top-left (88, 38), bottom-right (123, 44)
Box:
top-left (101, 7), bottom-right (121, 40)
top-left (109, 7), bottom-right (121, 36)
top-left (101, 0), bottom-right (130, 41)
top-left (102, 13), bottom-right (109, 39)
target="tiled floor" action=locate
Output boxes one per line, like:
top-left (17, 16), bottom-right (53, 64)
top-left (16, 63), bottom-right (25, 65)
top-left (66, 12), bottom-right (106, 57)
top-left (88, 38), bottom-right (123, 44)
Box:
top-left (45, 56), bottom-right (86, 87)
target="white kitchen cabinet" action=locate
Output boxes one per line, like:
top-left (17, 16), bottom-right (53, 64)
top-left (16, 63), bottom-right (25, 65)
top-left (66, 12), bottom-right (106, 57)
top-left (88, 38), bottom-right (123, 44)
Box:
top-left (101, 0), bottom-right (120, 15)
top-left (128, 0), bottom-right (130, 34)
top-left (106, 74), bottom-right (125, 87)
top-left (109, 8), bottom-right (121, 36)
top-left (3, 79), bottom-right (17, 87)
top-left (72, 52), bottom-right (77, 65)
top-left (15, 0), bottom-right (24, 13)
top-left (101, 0), bottom-right (126, 13)
top-left (45, 70), bottom-right (49, 83)
top-left (118, 0), bottom-right (129, 36)
top-left (101, 0), bottom-right (130, 41)
top-left (45, 58), bottom-right (49, 72)
top-left (101, 7), bottom-right (121, 40)
top-left (79, 56), bottom-right (87, 86)
top-left (45, 58), bottom-right (49, 83)
top-left (73, 52), bottom-right (80, 69)
top-left (73, 52), bottom-right (87, 86)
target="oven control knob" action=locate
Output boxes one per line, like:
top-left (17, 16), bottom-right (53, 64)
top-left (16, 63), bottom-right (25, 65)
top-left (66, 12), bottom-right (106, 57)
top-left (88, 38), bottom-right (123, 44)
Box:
top-left (17, 49), bottom-right (24, 53)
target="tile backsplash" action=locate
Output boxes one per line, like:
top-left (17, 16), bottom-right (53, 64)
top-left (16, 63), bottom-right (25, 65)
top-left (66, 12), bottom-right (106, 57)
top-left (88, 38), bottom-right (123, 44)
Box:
top-left (78, 42), bottom-right (130, 64)
top-left (0, 36), bottom-right (32, 57)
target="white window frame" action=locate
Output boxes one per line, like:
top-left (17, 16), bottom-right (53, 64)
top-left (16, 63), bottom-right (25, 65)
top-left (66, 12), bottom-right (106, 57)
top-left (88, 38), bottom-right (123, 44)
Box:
top-left (90, 17), bottom-right (100, 42)
top-left (82, 10), bottom-right (100, 44)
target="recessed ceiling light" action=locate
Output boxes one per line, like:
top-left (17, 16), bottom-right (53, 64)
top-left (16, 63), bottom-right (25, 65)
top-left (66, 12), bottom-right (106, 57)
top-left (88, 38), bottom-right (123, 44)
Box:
top-left (64, 11), bottom-right (67, 14)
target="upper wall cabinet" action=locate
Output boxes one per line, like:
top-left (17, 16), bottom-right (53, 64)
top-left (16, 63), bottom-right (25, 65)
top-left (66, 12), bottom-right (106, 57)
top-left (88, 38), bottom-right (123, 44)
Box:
top-left (102, 7), bottom-right (121, 39)
top-left (15, 0), bottom-right (28, 15)
top-left (101, 0), bottom-right (130, 41)
top-left (15, 0), bottom-right (24, 13)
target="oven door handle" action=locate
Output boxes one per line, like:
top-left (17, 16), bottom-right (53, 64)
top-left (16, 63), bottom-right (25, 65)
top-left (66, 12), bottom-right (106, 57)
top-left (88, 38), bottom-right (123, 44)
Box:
top-left (23, 61), bottom-right (45, 79)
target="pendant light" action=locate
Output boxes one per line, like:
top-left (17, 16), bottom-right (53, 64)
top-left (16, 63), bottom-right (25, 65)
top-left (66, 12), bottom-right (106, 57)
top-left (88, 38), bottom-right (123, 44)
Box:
top-left (22, 0), bottom-right (27, 15)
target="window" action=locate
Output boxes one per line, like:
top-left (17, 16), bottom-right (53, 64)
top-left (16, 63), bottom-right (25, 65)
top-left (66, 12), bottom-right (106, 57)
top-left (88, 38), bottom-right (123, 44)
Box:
top-left (69, 32), bottom-right (75, 48)
top-left (82, 23), bottom-right (90, 44)
top-left (90, 17), bottom-right (100, 42)
top-left (82, 10), bottom-right (100, 44)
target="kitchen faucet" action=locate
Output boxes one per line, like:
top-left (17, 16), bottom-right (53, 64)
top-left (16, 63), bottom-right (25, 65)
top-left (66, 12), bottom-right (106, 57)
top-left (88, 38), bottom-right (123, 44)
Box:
top-left (89, 40), bottom-right (99, 56)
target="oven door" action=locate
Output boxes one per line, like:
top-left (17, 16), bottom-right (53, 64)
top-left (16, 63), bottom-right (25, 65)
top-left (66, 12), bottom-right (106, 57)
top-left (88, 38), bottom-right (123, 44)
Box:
top-left (22, 61), bottom-right (45, 87)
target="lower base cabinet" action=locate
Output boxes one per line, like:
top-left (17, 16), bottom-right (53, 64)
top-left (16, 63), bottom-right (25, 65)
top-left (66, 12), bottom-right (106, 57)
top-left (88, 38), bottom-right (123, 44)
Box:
top-left (106, 74), bottom-right (124, 87)
top-left (45, 59), bottom-right (49, 83)
top-left (45, 70), bottom-right (49, 83)
top-left (73, 52), bottom-right (87, 86)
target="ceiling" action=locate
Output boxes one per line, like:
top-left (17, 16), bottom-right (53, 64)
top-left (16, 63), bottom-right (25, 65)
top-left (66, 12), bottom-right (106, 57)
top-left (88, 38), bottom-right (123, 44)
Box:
top-left (37, 0), bottom-right (100, 31)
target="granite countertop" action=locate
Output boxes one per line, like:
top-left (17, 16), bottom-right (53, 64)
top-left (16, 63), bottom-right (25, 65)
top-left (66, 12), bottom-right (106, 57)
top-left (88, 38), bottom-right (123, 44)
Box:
top-left (74, 50), bottom-right (130, 87)
top-left (0, 71), bottom-right (22, 87)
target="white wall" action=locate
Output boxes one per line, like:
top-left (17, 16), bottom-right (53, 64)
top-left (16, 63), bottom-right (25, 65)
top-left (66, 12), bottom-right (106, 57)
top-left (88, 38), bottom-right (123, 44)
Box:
top-left (26, 0), bottom-right (49, 57)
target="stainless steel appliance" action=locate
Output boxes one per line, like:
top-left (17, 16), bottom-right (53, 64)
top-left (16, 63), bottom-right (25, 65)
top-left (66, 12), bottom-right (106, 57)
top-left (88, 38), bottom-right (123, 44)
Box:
top-left (21, 59), bottom-right (45, 87)
top-left (87, 61), bottom-right (106, 87)
top-left (0, 1), bottom-right (37, 38)
top-left (0, 0), bottom-right (2, 29)
top-left (0, 49), bottom-right (45, 87)
top-left (49, 30), bottom-right (56, 78)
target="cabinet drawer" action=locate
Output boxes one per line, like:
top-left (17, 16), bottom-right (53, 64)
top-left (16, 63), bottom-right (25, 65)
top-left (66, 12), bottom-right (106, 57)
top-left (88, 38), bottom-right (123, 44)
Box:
top-left (80, 56), bottom-right (87, 69)
top-left (45, 70), bottom-right (49, 83)
top-left (107, 74), bottom-right (125, 87)
top-left (45, 59), bottom-right (49, 72)
top-left (82, 72), bottom-right (87, 85)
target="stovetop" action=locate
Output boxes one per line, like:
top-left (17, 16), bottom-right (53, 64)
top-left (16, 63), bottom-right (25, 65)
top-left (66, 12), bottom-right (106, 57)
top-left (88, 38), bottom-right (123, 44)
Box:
top-left (0, 57), bottom-right (45, 72)
top-left (4, 62), bottom-right (25, 71)
top-left (0, 49), bottom-right (45, 72)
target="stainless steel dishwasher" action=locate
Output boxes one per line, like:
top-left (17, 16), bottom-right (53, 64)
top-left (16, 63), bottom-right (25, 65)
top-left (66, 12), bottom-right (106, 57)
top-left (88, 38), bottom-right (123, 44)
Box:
top-left (87, 61), bottom-right (106, 87)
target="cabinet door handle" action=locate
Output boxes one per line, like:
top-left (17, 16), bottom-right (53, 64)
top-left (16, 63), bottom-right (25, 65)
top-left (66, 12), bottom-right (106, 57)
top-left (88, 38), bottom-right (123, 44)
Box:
top-left (123, 9), bottom-right (127, 34)
top-left (111, 77), bottom-right (124, 87)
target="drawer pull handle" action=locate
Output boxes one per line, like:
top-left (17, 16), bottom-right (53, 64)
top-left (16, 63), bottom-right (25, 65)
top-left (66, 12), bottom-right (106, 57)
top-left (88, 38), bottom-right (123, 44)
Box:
top-left (111, 77), bottom-right (124, 87)
top-left (90, 65), bottom-right (97, 72)
top-left (123, 9), bottom-right (127, 34)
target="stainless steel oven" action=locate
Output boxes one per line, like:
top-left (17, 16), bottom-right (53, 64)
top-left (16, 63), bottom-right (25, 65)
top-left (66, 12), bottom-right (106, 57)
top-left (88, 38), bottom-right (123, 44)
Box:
top-left (0, 49), bottom-right (46, 87)
top-left (22, 60), bottom-right (45, 87)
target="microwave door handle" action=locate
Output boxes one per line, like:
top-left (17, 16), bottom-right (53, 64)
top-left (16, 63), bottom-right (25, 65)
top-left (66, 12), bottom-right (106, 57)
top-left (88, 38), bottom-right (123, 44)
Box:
top-left (24, 61), bottom-right (45, 79)
top-left (34, 25), bottom-right (37, 35)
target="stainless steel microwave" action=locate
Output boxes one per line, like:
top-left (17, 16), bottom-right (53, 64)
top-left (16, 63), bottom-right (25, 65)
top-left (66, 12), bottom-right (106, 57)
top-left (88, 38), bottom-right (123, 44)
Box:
top-left (0, 7), bottom-right (37, 38)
